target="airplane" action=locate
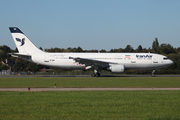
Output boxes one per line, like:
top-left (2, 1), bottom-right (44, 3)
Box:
top-left (9, 27), bottom-right (173, 77)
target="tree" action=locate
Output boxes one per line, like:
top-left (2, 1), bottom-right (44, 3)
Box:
top-left (67, 47), bottom-right (72, 51)
top-left (177, 59), bottom-right (180, 70)
top-left (28, 62), bottom-right (42, 72)
top-left (15, 47), bottom-right (18, 52)
top-left (159, 44), bottom-right (175, 55)
top-left (152, 38), bottom-right (159, 53)
top-left (0, 63), bottom-right (9, 71)
top-left (177, 52), bottom-right (180, 59)
top-left (125, 45), bottom-right (133, 52)
top-left (176, 47), bottom-right (180, 53)
top-left (76, 47), bottom-right (83, 52)
top-left (167, 54), bottom-right (176, 70)
top-left (137, 45), bottom-right (143, 52)
top-left (0, 45), bottom-right (12, 61)
top-left (39, 47), bottom-right (43, 51)
top-left (12, 59), bottom-right (29, 72)
top-left (0, 45), bottom-right (11, 53)
top-left (99, 49), bottom-right (106, 53)
top-left (143, 48), bottom-right (148, 53)
top-left (0, 50), bottom-right (5, 61)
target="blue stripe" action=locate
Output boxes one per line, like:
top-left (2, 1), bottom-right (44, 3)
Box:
top-left (9, 27), bottom-right (24, 34)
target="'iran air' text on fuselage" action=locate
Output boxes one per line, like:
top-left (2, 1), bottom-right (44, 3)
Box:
top-left (136, 55), bottom-right (152, 58)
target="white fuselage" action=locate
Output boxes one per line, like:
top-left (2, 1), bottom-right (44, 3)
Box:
top-left (31, 52), bottom-right (173, 70)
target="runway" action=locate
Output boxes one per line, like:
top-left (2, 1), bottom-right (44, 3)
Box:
top-left (1, 74), bottom-right (180, 78)
top-left (1, 88), bottom-right (180, 91)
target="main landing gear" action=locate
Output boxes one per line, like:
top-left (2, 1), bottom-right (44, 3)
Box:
top-left (91, 73), bottom-right (101, 77)
top-left (151, 70), bottom-right (155, 77)
top-left (91, 69), bottom-right (101, 77)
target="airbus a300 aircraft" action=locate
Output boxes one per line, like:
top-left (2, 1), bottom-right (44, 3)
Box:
top-left (9, 27), bottom-right (173, 77)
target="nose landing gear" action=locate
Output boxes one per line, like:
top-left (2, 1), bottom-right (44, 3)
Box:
top-left (151, 70), bottom-right (155, 77)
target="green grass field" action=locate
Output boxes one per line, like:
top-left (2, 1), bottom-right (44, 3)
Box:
top-left (1, 77), bottom-right (180, 120)
top-left (0, 77), bottom-right (180, 88)
top-left (1, 91), bottom-right (180, 120)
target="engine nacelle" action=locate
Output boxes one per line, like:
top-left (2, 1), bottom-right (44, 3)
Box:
top-left (107, 64), bottom-right (125, 73)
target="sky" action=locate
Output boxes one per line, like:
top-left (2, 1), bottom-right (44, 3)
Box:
top-left (0, 0), bottom-right (180, 51)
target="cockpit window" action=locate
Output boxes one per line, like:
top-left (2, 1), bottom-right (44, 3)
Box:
top-left (163, 57), bottom-right (169, 60)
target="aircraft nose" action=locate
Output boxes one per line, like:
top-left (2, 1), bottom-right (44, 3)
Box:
top-left (170, 60), bottom-right (174, 65)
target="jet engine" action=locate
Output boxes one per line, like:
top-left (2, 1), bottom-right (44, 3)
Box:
top-left (107, 64), bottom-right (125, 73)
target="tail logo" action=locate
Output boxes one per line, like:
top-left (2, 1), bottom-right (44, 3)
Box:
top-left (16, 38), bottom-right (25, 46)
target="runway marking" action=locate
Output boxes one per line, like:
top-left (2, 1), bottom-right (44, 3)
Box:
top-left (1, 88), bottom-right (180, 91)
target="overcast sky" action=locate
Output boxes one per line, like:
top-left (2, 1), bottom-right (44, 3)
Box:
top-left (1, 0), bottom-right (180, 51)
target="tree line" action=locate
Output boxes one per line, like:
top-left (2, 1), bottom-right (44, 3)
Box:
top-left (0, 38), bottom-right (180, 74)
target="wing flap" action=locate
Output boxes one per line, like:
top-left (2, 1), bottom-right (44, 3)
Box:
top-left (73, 57), bottom-right (116, 68)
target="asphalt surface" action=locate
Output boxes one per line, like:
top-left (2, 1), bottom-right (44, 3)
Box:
top-left (0, 75), bottom-right (180, 77)
top-left (1, 88), bottom-right (180, 91)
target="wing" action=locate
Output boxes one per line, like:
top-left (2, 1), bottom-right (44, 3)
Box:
top-left (16, 38), bottom-right (21, 42)
top-left (72, 57), bottom-right (116, 69)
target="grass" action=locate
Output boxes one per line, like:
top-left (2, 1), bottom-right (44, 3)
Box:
top-left (1, 77), bottom-right (180, 119)
top-left (0, 77), bottom-right (180, 88)
top-left (1, 91), bottom-right (180, 120)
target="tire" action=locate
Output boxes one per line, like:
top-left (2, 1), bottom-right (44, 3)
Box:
top-left (96, 73), bottom-right (100, 77)
top-left (151, 73), bottom-right (155, 77)
top-left (91, 73), bottom-right (95, 77)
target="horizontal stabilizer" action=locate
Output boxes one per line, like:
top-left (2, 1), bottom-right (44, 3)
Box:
top-left (9, 53), bottom-right (31, 61)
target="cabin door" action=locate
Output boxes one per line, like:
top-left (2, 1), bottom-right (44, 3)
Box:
top-left (131, 55), bottom-right (136, 63)
top-left (44, 55), bottom-right (49, 62)
top-left (153, 56), bottom-right (158, 63)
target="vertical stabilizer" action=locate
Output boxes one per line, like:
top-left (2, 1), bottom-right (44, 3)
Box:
top-left (9, 27), bottom-right (44, 54)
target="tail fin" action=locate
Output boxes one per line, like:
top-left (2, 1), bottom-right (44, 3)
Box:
top-left (9, 27), bottom-right (44, 54)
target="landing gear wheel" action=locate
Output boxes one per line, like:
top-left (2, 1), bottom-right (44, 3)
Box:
top-left (151, 73), bottom-right (155, 77)
top-left (96, 73), bottom-right (101, 77)
top-left (91, 73), bottom-right (101, 77)
top-left (91, 73), bottom-right (96, 77)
